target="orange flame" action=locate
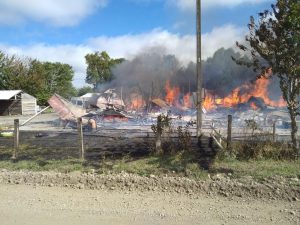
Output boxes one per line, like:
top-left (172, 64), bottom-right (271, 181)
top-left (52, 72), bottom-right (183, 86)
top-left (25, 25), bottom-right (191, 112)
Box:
top-left (250, 102), bottom-right (258, 110)
top-left (164, 80), bottom-right (193, 108)
top-left (183, 93), bottom-right (192, 108)
top-left (223, 89), bottom-right (241, 107)
top-left (130, 98), bottom-right (144, 109)
top-left (249, 78), bottom-right (286, 107)
top-left (203, 93), bottom-right (216, 111)
top-left (129, 93), bottom-right (145, 110)
top-left (103, 115), bottom-right (128, 122)
top-left (165, 80), bottom-right (180, 106)
top-left (203, 77), bottom-right (286, 111)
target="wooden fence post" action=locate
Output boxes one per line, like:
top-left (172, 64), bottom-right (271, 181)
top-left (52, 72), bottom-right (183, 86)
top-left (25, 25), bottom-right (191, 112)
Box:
top-left (227, 115), bottom-right (232, 150)
top-left (272, 121), bottom-right (276, 142)
top-left (77, 118), bottom-right (84, 160)
top-left (155, 116), bottom-right (163, 154)
top-left (13, 119), bottom-right (19, 159)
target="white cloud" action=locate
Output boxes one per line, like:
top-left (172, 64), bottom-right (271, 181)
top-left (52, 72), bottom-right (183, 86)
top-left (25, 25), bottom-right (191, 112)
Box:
top-left (202, 24), bottom-right (245, 58)
top-left (0, 0), bottom-right (107, 26)
top-left (0, 25), bottom-right (244, 87)
top-left (169, 0), bottom-right (272, 11)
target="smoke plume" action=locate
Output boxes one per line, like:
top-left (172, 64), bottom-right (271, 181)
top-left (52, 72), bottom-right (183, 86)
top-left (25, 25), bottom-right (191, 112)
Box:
top-left (98, 46), bottom-right (281, 104)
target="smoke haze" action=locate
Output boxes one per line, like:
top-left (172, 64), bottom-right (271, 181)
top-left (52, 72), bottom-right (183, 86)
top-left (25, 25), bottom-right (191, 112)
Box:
top-left (98, 46), bottom-right (281, 103)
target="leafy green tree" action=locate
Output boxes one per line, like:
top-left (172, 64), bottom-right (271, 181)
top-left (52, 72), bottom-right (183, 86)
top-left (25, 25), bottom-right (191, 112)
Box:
top-left (85, 51), bottom-right (124, 89)
top-left (28, 60), bottom-right (76, 105)
top-left (0, 52), bottom-right (29, 90)
top-left (0, 52), bottom-right (9, 88)
top-left (235, 0), bottom-right (300, 153)
top-left (0, 51), bottom-right (76, 105)
top-left (77, 86), bottom-right (94, 96)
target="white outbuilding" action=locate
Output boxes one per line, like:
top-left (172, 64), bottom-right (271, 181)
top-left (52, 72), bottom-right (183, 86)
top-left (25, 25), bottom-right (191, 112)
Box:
top-left (0, 90), bottom-right (37, 116)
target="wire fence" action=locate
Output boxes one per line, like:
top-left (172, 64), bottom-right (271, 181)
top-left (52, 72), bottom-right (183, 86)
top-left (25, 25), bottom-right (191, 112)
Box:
top-left (0, 114), bottom-right (296, 161)
top-left (0, 119), bottom-right (158, 161)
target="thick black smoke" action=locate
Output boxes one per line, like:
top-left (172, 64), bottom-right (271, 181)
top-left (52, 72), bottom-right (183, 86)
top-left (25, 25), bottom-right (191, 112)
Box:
top-left (99, 47), bottom-right (281, 102)
top-left (202, 48), bottom-right (256, 97)
top-left (202, 48), bottom-right (282, 100)
top-left (107, 47), bottom-right (184, 100)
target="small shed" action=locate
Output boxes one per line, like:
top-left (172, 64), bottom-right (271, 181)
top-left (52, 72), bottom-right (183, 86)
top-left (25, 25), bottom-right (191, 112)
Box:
top-left (0, 90), bottom-right (37, 116)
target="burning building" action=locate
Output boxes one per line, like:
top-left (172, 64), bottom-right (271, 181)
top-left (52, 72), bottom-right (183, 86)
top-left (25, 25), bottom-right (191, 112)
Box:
top-left (88, 89), bottom-right (125, 110)
top-left (203, 77), bottom-right (286, 112)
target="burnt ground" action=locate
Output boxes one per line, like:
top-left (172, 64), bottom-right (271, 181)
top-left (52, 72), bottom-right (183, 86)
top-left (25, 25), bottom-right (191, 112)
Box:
top-left (0, 113), bottom-right (217, 170)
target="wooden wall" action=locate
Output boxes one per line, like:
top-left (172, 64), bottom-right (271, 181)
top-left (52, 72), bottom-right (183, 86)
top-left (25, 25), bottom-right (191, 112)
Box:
top-left (21, 93), bottom-right (37, 115)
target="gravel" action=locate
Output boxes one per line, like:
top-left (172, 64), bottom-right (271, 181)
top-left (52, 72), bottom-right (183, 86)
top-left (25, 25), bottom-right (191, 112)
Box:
top-left (0, 169), bottom-right (299, 201)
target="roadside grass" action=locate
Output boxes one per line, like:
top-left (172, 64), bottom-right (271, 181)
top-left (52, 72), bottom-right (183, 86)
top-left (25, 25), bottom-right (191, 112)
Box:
top-left (0, 146), bottom-right (299, 180)
top-left (0, 159), bottom-right (86, 173)
top-left (0, 146), bottom-right (89, 173)
top-left (212, 158), bottom-right (300, 180)
top-left (100, 151), bottom-right (209, 180)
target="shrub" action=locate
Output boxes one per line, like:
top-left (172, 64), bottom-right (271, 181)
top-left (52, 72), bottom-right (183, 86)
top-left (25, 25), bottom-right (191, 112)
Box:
top-left (232, 140), bottom-right (294, 160)
top-left (151, 113), bottom-right (193, 155)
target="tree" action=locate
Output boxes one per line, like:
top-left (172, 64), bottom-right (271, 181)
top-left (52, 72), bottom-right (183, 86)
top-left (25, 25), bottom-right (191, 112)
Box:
top-left (0, 52), bottom-right (10, 89)
top-left (28, 60), bottom-right (76, 105)
top-left (234, 0), bottom-right (300, 154)
top-left (77, 86), bottom-right (94, 96)
top-left (0, 52), bottom-right (29, 90)
top-left (0, 51), bottom-right (76, 105)
top-left (85, 51), bottom-right (124, 90)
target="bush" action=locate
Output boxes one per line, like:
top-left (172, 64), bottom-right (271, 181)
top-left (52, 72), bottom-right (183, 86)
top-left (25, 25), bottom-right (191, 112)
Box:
top-left (151, 114), bottom-right (193, 155)
top-left (232, 141), bottom-right (294, 160)
top-left (216, 119), bottom-right (295, 161)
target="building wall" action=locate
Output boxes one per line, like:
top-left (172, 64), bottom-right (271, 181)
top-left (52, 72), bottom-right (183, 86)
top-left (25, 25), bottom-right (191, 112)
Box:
top-left (21, 93), bottom-right (37, 115)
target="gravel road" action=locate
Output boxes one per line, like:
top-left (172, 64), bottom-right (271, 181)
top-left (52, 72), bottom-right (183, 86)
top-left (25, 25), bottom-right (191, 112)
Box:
top-left (0, 176), bottom-right (300, 225)
top-left (0, 182), bottom-right (299, 225)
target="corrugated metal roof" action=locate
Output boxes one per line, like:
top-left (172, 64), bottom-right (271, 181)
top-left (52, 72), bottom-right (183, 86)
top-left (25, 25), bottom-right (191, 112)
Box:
top-left (0, 90), bottom-right (22, 100)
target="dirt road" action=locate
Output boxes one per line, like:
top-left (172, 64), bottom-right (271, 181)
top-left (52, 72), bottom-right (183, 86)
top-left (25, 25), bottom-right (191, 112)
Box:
top-left (0, 183), bottom-right (299, 225)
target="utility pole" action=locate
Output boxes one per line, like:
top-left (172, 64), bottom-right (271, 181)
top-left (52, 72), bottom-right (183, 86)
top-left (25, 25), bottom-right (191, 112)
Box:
top-left (196, 0), bottom-right (202, 137)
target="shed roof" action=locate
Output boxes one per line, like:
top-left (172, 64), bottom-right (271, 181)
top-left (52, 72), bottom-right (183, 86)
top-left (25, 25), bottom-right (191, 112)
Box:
top-left (80, 93), bottom-right (94, 98)
top-left (0, 90), bottom-right (22, 100)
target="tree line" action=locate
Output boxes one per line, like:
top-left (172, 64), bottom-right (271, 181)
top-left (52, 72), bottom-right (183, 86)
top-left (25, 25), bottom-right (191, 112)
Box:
top-left (0, 50), bottom-right (124, 105)
top-left (0, 52), bottom-right (76, 105)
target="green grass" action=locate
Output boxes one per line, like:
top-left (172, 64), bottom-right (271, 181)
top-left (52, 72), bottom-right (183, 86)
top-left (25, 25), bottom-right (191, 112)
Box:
top-left (0, 147), bottom-right (209, 179)
top-left (0, 146), bottom-right (89, 173)
top-left (99, 155), bottom-right (299, 180)
top-left (98, 152), bottom-right (209, 179)
top-left (0, 159), bottom-right (87, 173)
top-left (213, 158), bottom-right (300, 180)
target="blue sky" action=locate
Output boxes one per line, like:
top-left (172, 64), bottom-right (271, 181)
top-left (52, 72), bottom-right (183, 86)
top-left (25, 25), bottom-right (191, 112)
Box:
top-left (0, 0), bottom-right (274, 86)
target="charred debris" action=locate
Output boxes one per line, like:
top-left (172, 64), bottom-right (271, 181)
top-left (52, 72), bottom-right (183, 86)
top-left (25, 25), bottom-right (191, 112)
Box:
top-left (47, 86), bottom-right (290, 134)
